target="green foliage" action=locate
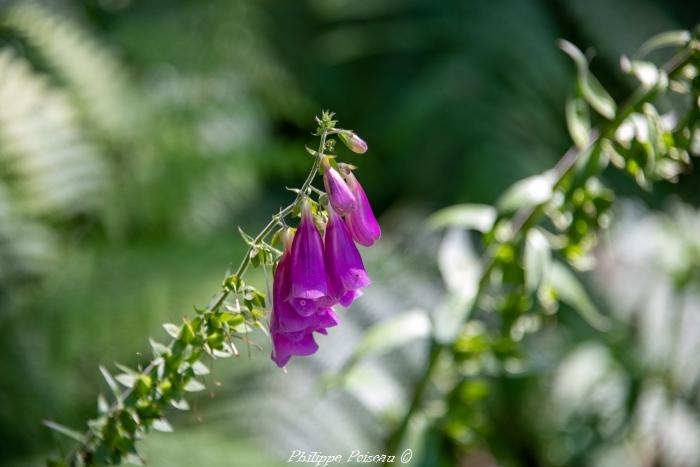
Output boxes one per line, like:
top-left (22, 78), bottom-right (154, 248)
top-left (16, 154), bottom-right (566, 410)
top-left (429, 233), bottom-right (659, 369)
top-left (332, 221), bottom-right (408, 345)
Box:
top-left (345, 28), bottom-right (700, 466)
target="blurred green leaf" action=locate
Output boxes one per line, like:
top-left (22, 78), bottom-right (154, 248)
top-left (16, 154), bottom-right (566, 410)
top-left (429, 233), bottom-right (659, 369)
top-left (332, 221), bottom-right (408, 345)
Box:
top-left (566, 97), bottom-right (591, 148)
top-left (428, 204), bottom-right (497, 232)
top-left (115, 373), bottom-right (137, 389)
top-left (151, 418), bottom-right (173, 433)
top-left (524, 228), bottom-right (551, 292)
top-left (621, 57), bottom-right (665, 89)
top-left (549, 261), bottom-right (610, 331)
top-left (163, 323), bottom-right (181, 339)
top-left (635, 30), bottom-right (690, 58)
top-left (356, 310), bottom-right (431, 357)
top-left (331, 310), bottom-right (431, 385)
top-left (43, 420), bottom-right (83, 442)
top-left (559, 39), bottom-right (616, 119)
top-left (183, 379), bottom-right (205, 392)
top-left (497, 171), bottom-right (556, 212)
top-left (99, 366), bottom-right (121, 397)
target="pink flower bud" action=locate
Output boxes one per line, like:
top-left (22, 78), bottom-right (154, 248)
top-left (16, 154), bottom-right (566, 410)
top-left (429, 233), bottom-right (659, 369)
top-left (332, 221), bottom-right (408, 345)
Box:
top-left (339, 130), bottom-right (368, 154)
top-left (344, 172), bottom-right (381, 247)
top-left (323, 160), bottom-right (356, 215)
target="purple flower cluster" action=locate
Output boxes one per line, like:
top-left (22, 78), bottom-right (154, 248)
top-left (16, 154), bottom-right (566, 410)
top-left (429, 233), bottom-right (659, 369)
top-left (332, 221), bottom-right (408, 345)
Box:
top-left (270, 166), bottom-right (380, 367)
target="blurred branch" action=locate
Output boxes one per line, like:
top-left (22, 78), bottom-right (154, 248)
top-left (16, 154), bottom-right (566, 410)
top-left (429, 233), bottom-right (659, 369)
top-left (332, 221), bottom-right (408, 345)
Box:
top-left (384, 34), bottom-right (700, 460)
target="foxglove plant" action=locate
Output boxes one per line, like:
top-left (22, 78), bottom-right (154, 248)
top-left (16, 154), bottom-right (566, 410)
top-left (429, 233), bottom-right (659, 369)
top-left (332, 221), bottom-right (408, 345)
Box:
top-left (45, 112), bottom-right (379, 466)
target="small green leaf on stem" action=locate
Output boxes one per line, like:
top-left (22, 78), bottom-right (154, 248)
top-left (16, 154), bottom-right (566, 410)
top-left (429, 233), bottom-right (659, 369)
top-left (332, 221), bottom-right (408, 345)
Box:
top-left (497, 171), bottom-right (556, 212)
top-left (635, 30), bottom-right (690, 58)
top-left (549, 261), bottom-right (610, 331)
top-left (566, 96), bottom-right (591, 148)
top-left (559, 39), bottom-right (617, 119)
top-left (151, 418), bottom-right (173, 433)
top-left (428, 204), bottom-right (497, 232)
top-left (43, 420), bottom-right (84, 442)
top-left (163, 323), bottom-right (180, 339)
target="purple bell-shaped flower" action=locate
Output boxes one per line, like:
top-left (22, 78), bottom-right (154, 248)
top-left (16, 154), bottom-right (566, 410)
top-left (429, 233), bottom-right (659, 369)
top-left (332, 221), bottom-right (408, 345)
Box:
top-left (324, 205), bottom-right (371, 307)
top-left (270, 230), bottom-right (339, 367)
top-left (323, 159), bottom-right (356, 215)
top-left (344, 172), bottom-right (381, 247)
top-left (287, 201), bottom-right (336, 315)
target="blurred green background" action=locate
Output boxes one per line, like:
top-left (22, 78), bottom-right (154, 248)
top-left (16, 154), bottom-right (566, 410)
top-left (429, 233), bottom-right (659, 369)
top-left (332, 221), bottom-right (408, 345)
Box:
top-left (1, 0), bottom-right (699, 466)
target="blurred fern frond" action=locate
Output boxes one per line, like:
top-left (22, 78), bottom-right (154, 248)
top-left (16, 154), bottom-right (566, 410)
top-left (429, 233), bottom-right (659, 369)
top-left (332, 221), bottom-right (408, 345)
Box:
top-left (0, 182), bottom-right (56, 284)
top-left (3, 1), bottom-right (137, 141)
top-left (0, 49), bottom-right (108, 219)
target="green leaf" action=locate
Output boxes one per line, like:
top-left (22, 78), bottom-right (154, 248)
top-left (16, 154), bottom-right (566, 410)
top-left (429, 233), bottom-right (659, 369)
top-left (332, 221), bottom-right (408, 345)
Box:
top-left (170, 398), bottom-right (190, 411)
top-left (97, 394), bottom-right (110, 414)
top-left (559, 39), bottom-right (616, 119)
top-left (237, 226), bottom-right (255, 246)
top-left (184, 379), bottom-right (206, 392)
top-left (433, 228), bottom-right (479, 343)
top-left (99, 366), bottom-right (121, 397)
top-left (635, 30), bottom-right (690, 58)
top-left (497, 171), bottom-right (556, 212)
top-left (427, 204), bottom-right (497, 232)
top-left (123, 453), bottom-right (145, 466)
top-left (115, 373), bottom-right (137, 388)
top-left (434, 294), bottom-right (473, 344)
top-left (355, 310), bottom-right (431, 358)
top-left (549, 261), bottom-right (610, 331)
top-left (43, 420), bottom-right (83, 442)
top-left (149, 338), bottom-right (170, 357)
top-left (566, 96), bottom-right (590, 148)
top-left (191, 360), bottom-right (210, 376)
top-left (621, 57), bottom-right (665, 89)
top-left (152, 418), bottom-right (173, 433)
top-left (163, 323), bottom-right (181, 339)
top-left (524, 228), bottom-right (551, 292)
top-left (330, 310), bottom-right (431, 388)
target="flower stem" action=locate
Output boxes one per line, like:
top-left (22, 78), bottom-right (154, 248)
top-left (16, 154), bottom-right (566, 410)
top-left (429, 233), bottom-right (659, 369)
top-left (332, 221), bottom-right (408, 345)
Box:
top-left (208, 129), bottom-right (329, 312)
top-left (61, 127), bottom-right (332, 467)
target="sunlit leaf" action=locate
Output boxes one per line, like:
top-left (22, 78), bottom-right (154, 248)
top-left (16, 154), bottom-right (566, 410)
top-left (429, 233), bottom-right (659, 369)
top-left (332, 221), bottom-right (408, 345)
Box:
top-left (524, 228), bottom-right (551, 292)
top-left (497, 170), bottom-right (556, 212)
top-left (635, 30), bottom-right (690, 58)
top-left (152, 418), bottom-right (173, 433)
top-left (428, 204), bottom-right (497, 232)
top-left (184, 379), bottom-right (206, 392)
top-left (333, 310), bottom-right (431, 383)
top-left (191, 361), bottom-right (210, 376)
top-left (621, 57), bottom-right (665, 89)
top-left (559, 39), bottom-right (616, 119)
top-left (163, 323), bottom-right (180, 339)
top-left (170, 398), bottom-right (190, 411)
top-left (99, 366), bottom-right (120, 397)
top-left (566, 96), bottom-right (590, 148)
top-left (43, 420), bottom-right (83, 442)
top-left (549, 261), bottom-right (610, 331)
top-left (115, 373), bottom-right (137, 389)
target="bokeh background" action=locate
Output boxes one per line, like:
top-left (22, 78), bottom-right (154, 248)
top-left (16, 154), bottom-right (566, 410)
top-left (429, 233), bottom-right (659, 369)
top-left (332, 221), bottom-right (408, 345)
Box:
top-left (1, 0), bottom-right (700, 466)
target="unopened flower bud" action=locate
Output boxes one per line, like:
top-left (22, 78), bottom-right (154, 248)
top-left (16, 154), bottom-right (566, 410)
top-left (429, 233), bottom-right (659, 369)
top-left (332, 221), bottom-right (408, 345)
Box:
top-left (339, 130), bottom-right (368, 154)
top-left (344, 172), bottom-right (381, 247)
top-left (322, 158), bottom-right (356, 215)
